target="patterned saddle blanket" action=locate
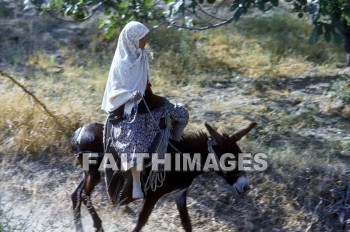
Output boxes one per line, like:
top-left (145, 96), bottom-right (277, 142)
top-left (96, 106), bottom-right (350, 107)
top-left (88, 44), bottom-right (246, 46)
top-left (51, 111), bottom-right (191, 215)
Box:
top-left (103, 99), bottom-right (170, 205)
top-left (102, 92), bottom-right (188, 205)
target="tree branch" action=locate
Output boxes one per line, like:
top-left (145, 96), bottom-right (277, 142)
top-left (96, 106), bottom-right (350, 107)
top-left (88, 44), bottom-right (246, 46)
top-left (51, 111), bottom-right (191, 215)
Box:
top-left (0, 70), bottom-right (68, 132)
top-left (151, 0), bottom-right (162, 8)
top-left (45, 1), bottom-right (103, 23)
top-left (166, 15), bottom-right (236, 31)
top-left (186, 8), bottom-right (213, 26)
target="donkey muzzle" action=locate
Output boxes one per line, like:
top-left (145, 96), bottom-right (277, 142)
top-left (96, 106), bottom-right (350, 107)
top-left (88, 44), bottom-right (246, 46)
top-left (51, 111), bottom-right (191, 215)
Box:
top-left (234, 174), bottom-right (250, 194)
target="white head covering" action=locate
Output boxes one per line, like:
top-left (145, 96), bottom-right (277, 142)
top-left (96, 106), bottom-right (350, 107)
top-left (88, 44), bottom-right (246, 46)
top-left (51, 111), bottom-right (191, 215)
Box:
top-left (101, 21), bottom-right (152, 115)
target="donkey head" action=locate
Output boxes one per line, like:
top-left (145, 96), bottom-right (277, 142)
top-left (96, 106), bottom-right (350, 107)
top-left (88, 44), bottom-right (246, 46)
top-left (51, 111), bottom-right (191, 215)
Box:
top-left (204, 122), bottom-right (257, 194)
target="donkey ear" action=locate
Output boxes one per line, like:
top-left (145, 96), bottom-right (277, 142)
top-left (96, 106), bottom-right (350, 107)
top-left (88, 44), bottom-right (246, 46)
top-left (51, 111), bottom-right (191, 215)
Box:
top-left (205, 122), bottom-right (222, 142)
top-left (230, 121), bottom-right (257, 141)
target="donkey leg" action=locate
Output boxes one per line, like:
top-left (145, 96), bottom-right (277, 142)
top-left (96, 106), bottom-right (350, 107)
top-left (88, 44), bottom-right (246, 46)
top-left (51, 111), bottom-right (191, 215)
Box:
top-left (81, 193), bottom-right (103, 232)
top-left (175, 189), bottom-right (192, 232)
top-left (82, 171), bottom-right (104, 232)
top-left (71, 177), bottom-right (85, 232)
top-left (132, 196), bottom-right (160, 232)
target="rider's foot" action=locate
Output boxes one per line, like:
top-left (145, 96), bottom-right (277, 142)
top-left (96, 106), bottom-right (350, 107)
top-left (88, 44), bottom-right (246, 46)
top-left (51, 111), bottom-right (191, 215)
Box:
top-left (132, 189), bottom-right (144, 199)
top-left (131, 167), bottom-right (144, 199)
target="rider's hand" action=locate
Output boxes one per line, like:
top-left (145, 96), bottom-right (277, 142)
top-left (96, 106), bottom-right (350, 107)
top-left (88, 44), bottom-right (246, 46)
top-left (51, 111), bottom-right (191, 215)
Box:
top-left (129, 91), bottom-right (142, 102)
top-left (170, 122), bottom-right (186, 141)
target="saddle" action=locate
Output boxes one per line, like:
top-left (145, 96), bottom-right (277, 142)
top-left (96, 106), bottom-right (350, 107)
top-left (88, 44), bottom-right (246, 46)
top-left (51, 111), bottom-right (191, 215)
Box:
top-left (104, 146), bottom-right (133, 205)
top-left (103, 89), bottom-right (167, 205)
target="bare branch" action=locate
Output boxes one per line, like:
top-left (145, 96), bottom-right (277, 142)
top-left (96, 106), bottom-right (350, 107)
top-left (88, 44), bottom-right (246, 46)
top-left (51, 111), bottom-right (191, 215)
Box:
top-left (45, 1), bottom-right (103, 23)
top-left (152, 0), bottom-right (162, 8)
top-left (186, 8), bottom-right (213, 26)
top-left (0, 70), bottom-right (68, 132)
top-left (166, 15), bottom-right (236, 31)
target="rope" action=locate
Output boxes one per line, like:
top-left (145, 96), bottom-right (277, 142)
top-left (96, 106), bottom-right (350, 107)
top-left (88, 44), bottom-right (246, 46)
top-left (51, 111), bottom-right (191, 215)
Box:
top-left (142, 97), bottom-right (173, 192)
top-left (126, 101), bottom-right (139, 124)
top-left (144, 165), bottom-right (167, 192)
top-left (144, 115), bottom-right (171, 192)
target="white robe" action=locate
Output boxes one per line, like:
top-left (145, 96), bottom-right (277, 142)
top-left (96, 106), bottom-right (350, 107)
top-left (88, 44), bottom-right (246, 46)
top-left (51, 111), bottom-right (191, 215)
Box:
top-left (101, 21), bottom-right (152, 116)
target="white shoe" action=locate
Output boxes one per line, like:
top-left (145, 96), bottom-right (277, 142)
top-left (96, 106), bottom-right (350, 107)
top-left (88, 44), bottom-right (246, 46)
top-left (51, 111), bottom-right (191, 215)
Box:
top-left (132, 187), bottom-right (144, 199)
top-left (131, 167), bottom-right (144, 199)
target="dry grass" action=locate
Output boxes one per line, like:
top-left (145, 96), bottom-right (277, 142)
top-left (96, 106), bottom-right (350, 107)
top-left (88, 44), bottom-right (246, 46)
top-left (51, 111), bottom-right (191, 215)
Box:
top-left (196, 11), bottom-right (342, 78)
top-left (0, 89), bottom-right (101, 155)
top-left (0, 63), bottom-right (106, 155)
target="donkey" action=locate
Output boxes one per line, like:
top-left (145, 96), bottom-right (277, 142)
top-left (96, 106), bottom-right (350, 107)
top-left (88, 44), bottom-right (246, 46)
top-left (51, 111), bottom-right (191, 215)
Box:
top-left (70, 121), bottom-right (257, 232)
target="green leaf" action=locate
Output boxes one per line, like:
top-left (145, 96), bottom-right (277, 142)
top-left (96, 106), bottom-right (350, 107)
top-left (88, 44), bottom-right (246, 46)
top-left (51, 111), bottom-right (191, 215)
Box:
top-left (98, 19), bottom-right (106, 29)
top-left (144, 0), bottom-right (154, 8)
top-left (342, 9), bottom-right (350, 26)
top-left (309, 25), bottom-right (320, 44)
top-left (103, 19), bottom-right (117, 39)
top-left (119, 2), bottom-right (128, 9)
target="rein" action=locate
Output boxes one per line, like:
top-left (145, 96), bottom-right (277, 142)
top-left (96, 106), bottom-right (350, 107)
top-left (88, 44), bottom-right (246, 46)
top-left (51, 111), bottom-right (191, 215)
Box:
top-left (141, 96), bottom-right (171, 192)
top-left (207, 137), bottom-right (227, 174)
top-left (207, 137), bottom-right (241, 178)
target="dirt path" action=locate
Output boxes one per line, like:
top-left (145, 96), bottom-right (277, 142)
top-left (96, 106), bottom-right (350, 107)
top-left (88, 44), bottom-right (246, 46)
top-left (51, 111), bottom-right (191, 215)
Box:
top-left (0, 154), bottom-right (253, 232)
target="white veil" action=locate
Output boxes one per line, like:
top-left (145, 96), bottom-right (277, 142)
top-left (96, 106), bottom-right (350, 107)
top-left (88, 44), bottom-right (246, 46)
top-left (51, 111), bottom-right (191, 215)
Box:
top-left (101, 21), bottom-right (152, 115)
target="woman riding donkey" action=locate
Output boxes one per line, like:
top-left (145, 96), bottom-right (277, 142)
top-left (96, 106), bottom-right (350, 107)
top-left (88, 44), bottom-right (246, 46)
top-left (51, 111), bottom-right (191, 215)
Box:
top-left (101, 21), bottom-right (189, 200)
